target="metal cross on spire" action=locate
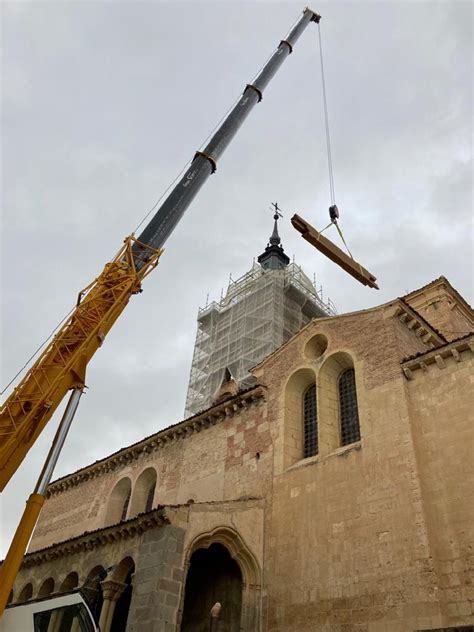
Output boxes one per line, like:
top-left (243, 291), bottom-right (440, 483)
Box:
top-left (269, 202), bottom-right (283, 246)
top-left (271, 202), bottom-right (283, 219)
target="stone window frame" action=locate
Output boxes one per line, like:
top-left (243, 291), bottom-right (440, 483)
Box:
top-left (317, 350), bottom-right (362, 455)
top-left (104, 477), bottom-right (132, 526)
top-left (129, 467), bottom-right (158, 518)
top-left (283, 347), bottom-right (363, 470)
top-left (283, 367), bottom-right (317, 469)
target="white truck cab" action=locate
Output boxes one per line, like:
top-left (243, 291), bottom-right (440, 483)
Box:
top-left (0, 590), bottom-right (98, 632)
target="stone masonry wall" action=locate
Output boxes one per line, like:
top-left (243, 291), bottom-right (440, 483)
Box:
top-left (127, 524), bottom-right (186, 632)
top-left (252, 306), bottom-right (470, 631)
top-left (406, 348), bottom-right (474, 627)
top-left (404, 280), bottom-right (473, 342)
top-left (30, 396), bottom-right (271, 551)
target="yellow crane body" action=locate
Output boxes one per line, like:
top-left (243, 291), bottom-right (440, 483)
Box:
top-left (0, 236), bottom-right (161, 491)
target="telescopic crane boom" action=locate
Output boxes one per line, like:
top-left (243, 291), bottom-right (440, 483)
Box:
top-left (0, 7), bottom-right (320, 614)
top-left (0, 7), bottom-right (320, 491)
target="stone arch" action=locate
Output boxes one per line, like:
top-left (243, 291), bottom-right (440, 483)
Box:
top-left (129, 467), bottom-right (157, 517)
top-left (104, 477), bottom-right (132, 526)
top-left (83, 565), bottom-right (105, 623)
top-left (110, 556), bottom-right (135, 584)
top-left (181, 526), bottom-right (261, 631)
top-left (182, 543), bottom-right (242, 631)
top-left (284, 367), bottom-right (317, 468)
top-left (84, 565), bottom-right (106, 587)
top-left (17, 582), bottom-right (33, 603)
top-left (37, 577), bottom-right (55, 598)
top-left (59, 571), bottom-right (79, 592)
top-left (317, 350), bottom-right (360, 455)
top-left (99, 557), bottom-right (135, 632)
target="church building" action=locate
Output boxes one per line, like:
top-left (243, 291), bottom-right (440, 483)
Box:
top-left (7, 218), bottom-right (474, 632)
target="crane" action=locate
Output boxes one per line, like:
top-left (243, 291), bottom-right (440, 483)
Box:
top-left (0, 7), bottom-right (322, 614)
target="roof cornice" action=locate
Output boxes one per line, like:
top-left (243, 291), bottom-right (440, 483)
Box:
top-left (388, 299), bottom-right (447, 347)
top-left (22, 507), bottom-right (170, 568)
top-left (47, 385), bottom-right (266, 496)
top-left (401, 333), bottom-right (474, 379)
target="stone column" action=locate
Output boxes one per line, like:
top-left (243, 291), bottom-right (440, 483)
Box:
top-left (98, 579), bottom-right (127, 632)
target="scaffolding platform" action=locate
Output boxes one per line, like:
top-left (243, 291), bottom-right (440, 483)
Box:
top-left (184, 262), bottom-right (335, 417)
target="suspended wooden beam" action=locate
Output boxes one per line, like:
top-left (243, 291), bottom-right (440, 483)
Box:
top-left (291, 214), bottom-right (379, 289)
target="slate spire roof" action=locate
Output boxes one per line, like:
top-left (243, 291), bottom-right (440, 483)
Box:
top-left (257, 211), bottom-right (290, 270)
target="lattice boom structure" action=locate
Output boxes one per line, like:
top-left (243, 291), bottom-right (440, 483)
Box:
top-left (185, 262), bottom-right (335, 416)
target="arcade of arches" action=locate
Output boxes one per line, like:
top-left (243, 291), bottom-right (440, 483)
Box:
top-left (12, 505), bottom-right (263, 632)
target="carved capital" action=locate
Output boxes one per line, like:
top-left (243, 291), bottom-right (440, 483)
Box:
top-left (100, 579), bottom-right (127, 602)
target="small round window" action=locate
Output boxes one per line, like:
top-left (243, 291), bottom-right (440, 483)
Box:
top-left (304, 333), bottom-right (328, 360)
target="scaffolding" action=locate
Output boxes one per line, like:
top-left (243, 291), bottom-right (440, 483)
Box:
top-left (184, 262), bottom-right (336, 417)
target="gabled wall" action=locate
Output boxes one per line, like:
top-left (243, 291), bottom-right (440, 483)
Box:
top-left (404, 277), bottom-right (473, 341)
top-left (252, 305), bottom-right (473, 631)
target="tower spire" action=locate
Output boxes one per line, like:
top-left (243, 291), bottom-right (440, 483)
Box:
top-left (269, 203), bottom-right (282, 246)
top-left (257, 202), bottom-right (290, 270)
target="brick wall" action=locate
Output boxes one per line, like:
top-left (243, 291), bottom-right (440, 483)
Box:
top-left (30, 397), bottom-right (271, 551)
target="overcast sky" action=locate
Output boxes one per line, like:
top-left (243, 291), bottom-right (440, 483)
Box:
top-left (1, 1), bottom-right (472, 557)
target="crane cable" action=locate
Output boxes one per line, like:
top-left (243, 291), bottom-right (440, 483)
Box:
top-left (0, 306), bottom-right (76, 395)
top-left (317, 23), bottom-right (354, 260)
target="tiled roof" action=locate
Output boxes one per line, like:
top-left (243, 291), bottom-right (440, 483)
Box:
top-left (47, 385), bottom-right (265, 492)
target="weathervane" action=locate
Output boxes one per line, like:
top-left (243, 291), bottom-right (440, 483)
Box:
top-left (270, 202), bottom-right (283, 220)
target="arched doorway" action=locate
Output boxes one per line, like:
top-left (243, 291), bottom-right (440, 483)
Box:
top-left (181, 543), bottom-right (242, 632)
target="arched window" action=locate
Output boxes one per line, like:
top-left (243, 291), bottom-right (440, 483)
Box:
top-left (303, 384), bottom-right (318, 458)
top-left (129, 468), bottom-right (157, 517)
top-left (104, 477), bottom-right (132, 526)
top-left (339, 368), bottom-right (360, 445)
top-left (283, 368), bottom-right (316, 469)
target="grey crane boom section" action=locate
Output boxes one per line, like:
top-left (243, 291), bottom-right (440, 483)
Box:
top-left (133, 7), bottom-right (320, 267)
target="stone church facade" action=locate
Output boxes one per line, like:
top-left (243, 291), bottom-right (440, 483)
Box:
top-left (9, 276), bottom-right (474, 632)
